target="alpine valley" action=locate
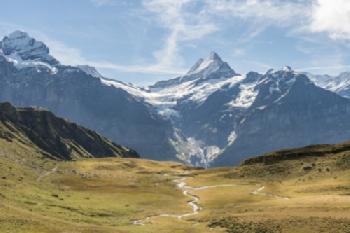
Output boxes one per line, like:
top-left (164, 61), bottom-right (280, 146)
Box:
top-left (1, 31), bottom-right (350, 167)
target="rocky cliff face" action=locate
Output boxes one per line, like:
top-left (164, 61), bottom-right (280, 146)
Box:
top-left (0, 31), bottom-right (59, 66)
top-left (0, 102), bottom-right (138, 160)
top-left (146, 61), bottom-right (350, 167)
top-left (214, 70), bottom-right (350, 166)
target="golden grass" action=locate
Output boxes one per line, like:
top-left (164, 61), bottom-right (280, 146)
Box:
top-left (2, 135), bottom-right (350, 232)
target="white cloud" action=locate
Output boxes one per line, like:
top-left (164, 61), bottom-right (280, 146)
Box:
top-left (54, 0), bottom-right (350, 76)
top-left (202, 0), bottom-right (350, 42)
top-left (45, 38), bottom-right (186, 75)
top-left (90, 0), bottom-right (116, 6)
top-left (310, 0), bottom-right (350, 40)
top-left (61, 0), bottom-right (350, 76)
top-left (86, 0), bottom-right (218, 75)
top-left (143, 0), bottom-right (218, 69)
top-left (200, 0), bottom-right (312, 56)
top-left (4, 0), bottom-right (350, 79)
top-left (204, 0), bottom-right (310, 26)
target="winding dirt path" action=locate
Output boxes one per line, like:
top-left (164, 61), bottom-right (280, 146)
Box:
top-left (251, 185), bottom-right (289, 200)
top-left (133, 176), bottom-right (237, 225)
top-left (37, 165), bottom-right (58, 182)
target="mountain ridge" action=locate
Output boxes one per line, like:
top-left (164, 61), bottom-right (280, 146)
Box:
top-left (2, 30), bottom-right (350, 166)
top-left (308, 72), bottom-right (350, 98)
top-left (242, 140), bottom-right (350, 165)
top-left (0, 30), bottom-right (59, 67)
top-left (0, 31), bottom-right (177, 161)
top-left (0, 102), bottom-right (138, 160)
top-left (150, 52), bottom-right (237, 89)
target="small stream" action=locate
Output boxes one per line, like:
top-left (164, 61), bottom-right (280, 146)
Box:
top-left (133, 176), bottom-right (237, 225)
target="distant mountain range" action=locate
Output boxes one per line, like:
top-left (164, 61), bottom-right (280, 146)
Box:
top-left (308, 72), bottom-right (350, 98)
top-left (0, 31), bottom-right (176, 161)
top-left (1, 31), bottom-right (350, 166)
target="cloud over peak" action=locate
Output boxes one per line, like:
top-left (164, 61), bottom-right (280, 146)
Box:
top-left (310, 0), bottom-right (350, 40)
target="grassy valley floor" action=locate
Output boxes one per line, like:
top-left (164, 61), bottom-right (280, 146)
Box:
top-left (2, 138), bottom-right (350, 232)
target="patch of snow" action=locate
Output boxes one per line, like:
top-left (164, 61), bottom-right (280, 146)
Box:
top-left (205, 146), bottom-right (221, 161)
top-left (4, 53), bottom-right (58, 74)
top-left (170, 130), bottom-right (221, 167)
top-left (227, 131), bottom-right (237, 145)
top-left (283, 66), bottom-right (292, 72)
top-left (158, 108), bottom-right (180, 120)
top-left (190, 57), bottom-right (217, 75)
top-left (187, 52), bottom-right (222, 76)
top-left (97, 52), bottom-right (241, 124)
top-left (309, 73), bottom-right (350, 97)
top-left (273, 88), bottom-right (291, 104)
top-left (271, 76), bottom-right (296, 103)
top-left (100, 78), bottom-right (148, 98)
top-left (228, 82), bottom-right (258, 108)
top-left (188, 75), bottom-right (244, 103)
top-left (133, 75), bottom-right (244, 118)
top-left (1, 30), bottom-right (58, 65)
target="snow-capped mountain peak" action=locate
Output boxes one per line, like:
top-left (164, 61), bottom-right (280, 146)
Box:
top-left (187, 51), bottom-right (234, 77)
top-left (0, 30), bottom-right (59, 66)
top-left (187, 58), bottom-right (204, 74)
top-left (282, 66), bottom-right (293, 72)
top-left (308, 72), bottom-right (350, 98)
top-left (188, 52), bottom-right (222, 73)
top-left (151, 52), bottom-right (236, 90)
top-left (5, 30), bottom-right (28, 41)
top-left (2, 31), bottom-right (350, 168)
top-left (262, 67), bottom-right (299, 87)
top-left (208, 51), bottom-right (221, 60)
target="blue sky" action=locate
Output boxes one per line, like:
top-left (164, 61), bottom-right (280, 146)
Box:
top-left (1, 0), bottom-right (350, 86)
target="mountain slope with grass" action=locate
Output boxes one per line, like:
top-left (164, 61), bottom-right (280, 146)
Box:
top-left (1, 124), bottom-right (350, 233)
top-left (0, 102), bottom-right (138, 160)
top-left (189, 140), bottom-right (350, 233)
top-left (2, 30), bottom-right (350, 167)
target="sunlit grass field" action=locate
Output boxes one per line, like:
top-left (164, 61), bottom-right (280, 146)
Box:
top-left (2, 135), bottom-right (350, 233)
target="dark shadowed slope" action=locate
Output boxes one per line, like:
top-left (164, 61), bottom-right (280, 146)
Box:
top-left (0, 102), bottom-right (138, 160)
top-left (242, 140), bottom-right (350, 166)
